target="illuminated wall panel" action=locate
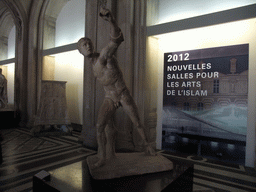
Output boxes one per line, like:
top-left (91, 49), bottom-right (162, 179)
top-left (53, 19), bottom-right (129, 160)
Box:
top-left (154, 0), bottom-right (256, 25)
top-left (55, 0), bottom-right (85, 47)
top-left (0, 63), bottom-right (15, 108)
top-left (43, 51), bottom-right (84, 125)
top-left (146, 18), bottom-right (256, 166)
top-left (8, 26), bottom-right (15, 59)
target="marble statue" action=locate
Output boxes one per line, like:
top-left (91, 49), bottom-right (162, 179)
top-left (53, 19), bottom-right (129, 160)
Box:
top-left (0, 68), bottom-right (8, 109)
top-left (78, 8), bottom-right (156, 169)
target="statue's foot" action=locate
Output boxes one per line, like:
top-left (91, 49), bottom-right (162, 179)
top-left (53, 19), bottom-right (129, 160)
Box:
top-left (145, 145), bottom-right (157, 156)
top-left (92, 158), bottom-right (106, 169)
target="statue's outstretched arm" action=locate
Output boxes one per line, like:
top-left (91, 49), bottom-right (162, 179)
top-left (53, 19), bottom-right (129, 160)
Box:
top-left (99, 8), bottom-right (124, 60)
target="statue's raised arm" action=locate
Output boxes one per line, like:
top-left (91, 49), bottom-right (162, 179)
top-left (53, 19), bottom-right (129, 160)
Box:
top-left (99, 8), bottom-right (124, 60)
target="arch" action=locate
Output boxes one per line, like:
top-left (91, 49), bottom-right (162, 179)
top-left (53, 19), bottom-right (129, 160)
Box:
top-left (38, 0), bottom-right (85, 129)
top-left (2, 0), bottom-right (28, 126)
top-left (0, 9), bottom-right (15, 37)
top-left (45, 0), bottom-right (69, 19)
top-left (0, 5), bottom-right (15, 60)
top-left (43, 0), bottom-right (70, 49)
top-left (26, 0), bottom-right (48, 126)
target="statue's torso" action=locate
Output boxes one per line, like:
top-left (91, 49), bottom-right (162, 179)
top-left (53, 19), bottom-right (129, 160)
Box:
top-left (92, 56), bottom-right (127, 102)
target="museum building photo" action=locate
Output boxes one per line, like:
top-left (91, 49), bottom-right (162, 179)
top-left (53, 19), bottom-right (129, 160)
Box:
top-left (1, 0), bottom-right (256, 191)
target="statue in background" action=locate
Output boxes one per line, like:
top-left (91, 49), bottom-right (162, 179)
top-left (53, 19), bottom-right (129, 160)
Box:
top-left (0, 68), bottom-right (8, 109)
top-left (78, 8), bottom-right (156, 169)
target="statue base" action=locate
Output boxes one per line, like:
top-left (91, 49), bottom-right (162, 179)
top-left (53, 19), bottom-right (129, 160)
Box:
top-left (87, 152), bottom-right (173, 180)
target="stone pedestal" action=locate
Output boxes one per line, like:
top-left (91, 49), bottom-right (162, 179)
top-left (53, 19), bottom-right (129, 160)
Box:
top-left (31, 80), bottom-right (72, 136)
top-left (0, 109), bottom-right (16, 129)
top-left (33, 154), bottom-right (193, 192)
top-left (87, 153), bottom-right (173, 180)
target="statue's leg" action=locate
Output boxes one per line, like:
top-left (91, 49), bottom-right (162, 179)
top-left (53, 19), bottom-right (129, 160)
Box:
top-left (105, 117), bottom-right (117, 160)
top-left (120, 92), bottom-right (156, 156)
top-left (95, 98), bottom-right (116, 168)
top-left (96, 127), bottom-right (106, 163)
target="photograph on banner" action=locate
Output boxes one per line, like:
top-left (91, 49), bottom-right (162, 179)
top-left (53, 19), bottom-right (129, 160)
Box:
top-left (162, 44), bottom-right (248, 164)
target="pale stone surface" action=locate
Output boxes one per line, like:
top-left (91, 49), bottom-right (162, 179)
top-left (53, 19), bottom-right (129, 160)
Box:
top-left (87, 153), bottom-right (173, 180)
top-left (31, 80), bottom-right (72, 136)
top-left (78, 7), bottom-right (156, 170)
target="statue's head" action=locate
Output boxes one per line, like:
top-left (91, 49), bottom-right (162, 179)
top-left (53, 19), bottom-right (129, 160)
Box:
top-left (78, 37), bottom-right (94, 57)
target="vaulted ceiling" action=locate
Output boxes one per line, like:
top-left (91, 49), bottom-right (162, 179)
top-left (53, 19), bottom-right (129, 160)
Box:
top-left (0, 1), bottom-right (14, 38)
top-left (0, 0), bottom-right (69, 39)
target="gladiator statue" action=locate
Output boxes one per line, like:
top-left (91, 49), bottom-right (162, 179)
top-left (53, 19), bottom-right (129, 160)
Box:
top-left (78, 8), bottom-right (155, 168)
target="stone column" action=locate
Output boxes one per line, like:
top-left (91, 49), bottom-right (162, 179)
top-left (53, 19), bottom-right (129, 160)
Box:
top-left (81, 0), bottom-right (154, 152)
top-left (80, 0), bottom-right (98, 149)
top-left (3, 0), bottom-right (29, 127)
top-left (81, 0), bottom-right (135, 150)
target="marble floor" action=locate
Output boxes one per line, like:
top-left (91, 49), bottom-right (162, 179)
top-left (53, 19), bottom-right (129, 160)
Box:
top-left (0, 128), bottom-right (256, 192)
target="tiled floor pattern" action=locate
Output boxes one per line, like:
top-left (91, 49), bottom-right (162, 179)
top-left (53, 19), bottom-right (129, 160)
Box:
top-left (0, 128), bottom-right (256, 192)
top-left (0, 128), bottom-right (96, 192)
